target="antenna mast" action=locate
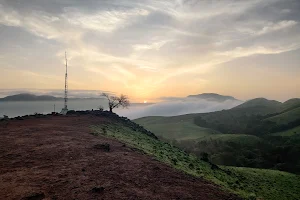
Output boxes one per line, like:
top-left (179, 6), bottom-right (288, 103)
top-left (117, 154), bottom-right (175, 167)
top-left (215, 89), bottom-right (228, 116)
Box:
top-left (60, 51), bottom-right (69, 115)
top-left (64, 51), bottom-right (68, 110)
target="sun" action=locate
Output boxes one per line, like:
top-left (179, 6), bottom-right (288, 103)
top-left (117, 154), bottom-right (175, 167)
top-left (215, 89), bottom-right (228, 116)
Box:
top-left (143, 100), bottom-right (147, 103)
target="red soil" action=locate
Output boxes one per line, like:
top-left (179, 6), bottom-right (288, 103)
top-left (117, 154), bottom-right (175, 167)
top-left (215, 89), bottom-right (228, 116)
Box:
top-left (0, 115), bottom-right (241, 200)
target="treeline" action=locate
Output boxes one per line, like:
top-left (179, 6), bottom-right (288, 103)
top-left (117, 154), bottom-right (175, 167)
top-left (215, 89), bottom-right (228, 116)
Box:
top-left (194, 114), bottom-right (300, 136)
top-left (188, 108), bottom-right (300, 174)
top-left (174, 135), bottom-right (300, 174)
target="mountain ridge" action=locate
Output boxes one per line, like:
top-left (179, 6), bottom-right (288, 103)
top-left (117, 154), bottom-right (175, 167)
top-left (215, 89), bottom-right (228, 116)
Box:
top-left (0, 93), bottom-right (103, 101)
top-left (187, 93), bottom-right (239, 102)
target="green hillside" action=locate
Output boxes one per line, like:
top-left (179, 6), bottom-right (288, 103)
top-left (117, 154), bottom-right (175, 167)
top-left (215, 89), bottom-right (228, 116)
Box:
top-left (266, 107), bottom-right (300, 125)
top-left (194, 99), bottom-right (300, 135)
top-left (90, 121), bottom-right (300, 200)
top-left (134, 116), bottom-right (219, 141)
top-left (134, 98), bottom-right (300, 174)
top-left (133, 116), bottom-right (166, 124)
top-left (198, 134), bottom-right (261, 143)
top-left (281, 98), bottom-right (300, 111)
top-left (271, 126), bottom-right (300, 136)
top-left (136, 113), bottom-right (201, 124)
top-left (135, 103), bottom-right (300, 137)
top-left (233, 98), bottom-right (281, 111)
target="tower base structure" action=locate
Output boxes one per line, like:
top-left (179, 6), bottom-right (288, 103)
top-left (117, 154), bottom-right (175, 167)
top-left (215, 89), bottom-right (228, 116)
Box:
top-left (60, 108), bottom-right (68, 115)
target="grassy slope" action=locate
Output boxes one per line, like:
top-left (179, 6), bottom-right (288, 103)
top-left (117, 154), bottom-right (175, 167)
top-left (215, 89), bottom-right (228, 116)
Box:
top-left (90, 122), bottom-right (300, 200)
top-left (134, 98), bottom-right (300, 140)
top-left (197, 134), bottom-right (261, 144)
top-left (135, 114), bottom-right (261, 143)
top-left (228, 167), bottom-right (300, 200)
top-left (134, 115), bottom-right (262, 150)
top-left (134, 115), bottom-right (219, 141)
top-left (134, 98), bottom-right (289, 139)
top-left (233, 98), bottom-right (281, 110)
top-left (280, 98), bottom-right (300, 111)
top-left (271, 126), bottom-right (300, 136)
top-left (265, 107), bottom-right (300, 124)
top-left (134, 116), bottom-right (166, 124)
top-left (134, 99), bottom-right (281, 141)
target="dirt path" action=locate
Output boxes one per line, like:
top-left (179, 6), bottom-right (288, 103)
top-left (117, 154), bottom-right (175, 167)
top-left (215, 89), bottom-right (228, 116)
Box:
top-left (0, 115), bottom-right (241, 200)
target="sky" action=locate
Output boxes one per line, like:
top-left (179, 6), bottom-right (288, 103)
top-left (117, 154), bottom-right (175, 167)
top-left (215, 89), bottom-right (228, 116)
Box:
top-left (0, 0), bottom-right (299, 102)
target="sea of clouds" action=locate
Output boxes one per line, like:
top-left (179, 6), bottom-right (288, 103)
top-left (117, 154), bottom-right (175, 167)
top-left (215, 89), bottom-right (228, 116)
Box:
top-left (0, 89), bottom-right (243, 119)
top-left (116, 98), bottom-right (243, 119)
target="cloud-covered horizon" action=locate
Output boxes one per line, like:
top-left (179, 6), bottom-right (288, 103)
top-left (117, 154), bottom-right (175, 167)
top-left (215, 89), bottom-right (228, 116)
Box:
top-left (0, 89), bottom-right (112, 99)
top-left (0, 0), bottom-right (300, 101)
top-left (116, 98), bottom-right (242, 119)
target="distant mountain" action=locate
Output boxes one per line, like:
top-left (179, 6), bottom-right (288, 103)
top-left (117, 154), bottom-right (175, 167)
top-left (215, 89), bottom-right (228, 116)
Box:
top-left (233, 98), bottom-right (300, 113)
top-left (187, 93), bottom-right (238, 102)
top-left (281, 98), bottom-right (300, 111)
top-left (233, 98), bottom-right (281, 109)
top-left (0, 93), bottom-right (62, 101)
top-left (0, 93), bottom-right (108, 101)
top-left (230, 98), bottom-right (283, 115)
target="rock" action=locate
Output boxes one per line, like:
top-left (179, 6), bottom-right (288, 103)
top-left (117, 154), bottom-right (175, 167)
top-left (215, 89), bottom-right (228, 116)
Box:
top-left (21, 192), bottom-right (45, 200)
top-left (91, 187), bottom-right (104, 193)
top-left (93, 143), bottom-right (110, 152)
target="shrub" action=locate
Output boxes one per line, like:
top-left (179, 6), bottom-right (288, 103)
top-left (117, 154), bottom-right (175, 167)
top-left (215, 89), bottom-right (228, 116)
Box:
top-left (248, 193), bottom-right (256, 200)
top-left (200, 152), bottom-right (209, 162)
top-left (171, 158), bottom-right (178, 165)
top-left (98, 105), bottom-right (104, 111)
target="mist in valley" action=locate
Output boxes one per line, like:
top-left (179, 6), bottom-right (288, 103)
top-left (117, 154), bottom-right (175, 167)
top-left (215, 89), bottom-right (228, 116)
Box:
top-left (117, 98), bottom-right (242, 119)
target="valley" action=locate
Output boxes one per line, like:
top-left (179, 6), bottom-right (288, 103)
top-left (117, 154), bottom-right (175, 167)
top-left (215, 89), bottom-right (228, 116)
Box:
top-left (134, 98), bottom-right (300, 174)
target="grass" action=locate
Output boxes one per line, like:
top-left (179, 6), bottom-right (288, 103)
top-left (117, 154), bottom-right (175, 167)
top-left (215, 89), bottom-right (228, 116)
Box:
top-left (133, 116), bottom-right (166, 124)
top-left (134, 116), bottom-right (219, 141)
top-left (134, 116), bottom-right (260, 144)
top-left (280, 98), bottom-right (300, 112)
top-left (197, 134), bottom-right (261, 144)
top-left (271, 126), bottom-right (300, 136)
top-left (134, 114), bottom-right (200, 124)
top-left (90, 122), bottom-right (300, 200)
top-left (266, 107), bottom-right (300, 125)
top-left (228, 167), bottom-right (300, 200)
top-left (233, 98), bottom-right (281, 110)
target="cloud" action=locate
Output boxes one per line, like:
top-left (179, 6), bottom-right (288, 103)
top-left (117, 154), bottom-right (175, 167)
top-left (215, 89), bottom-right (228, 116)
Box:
top-left (0, 0), bottom-right (300, 101)
top-left (257, 20), bottom-right (297, 35)
top-left (63, 7), bottom-right (149, 32)
top-left (215, 44), bottom-right (300, 58)
top-left (0, 5), bottom-right (81, 41)
top-left (144, 0), bottom-right (264, 21)
top-left (280, 9), bottom-right (291, 14)
top-left (238, 20), bottom-right (298, 36)
top-left (0, 4), bottom-right (21, 26)
top-left (133, 40), bottom-right (171, 51)
top-left (116, 98), bottom-right (242, 119)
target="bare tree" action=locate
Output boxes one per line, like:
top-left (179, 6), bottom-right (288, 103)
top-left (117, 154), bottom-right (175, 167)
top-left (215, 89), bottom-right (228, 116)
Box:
top-left (102, 93), bottom-right (130, 112)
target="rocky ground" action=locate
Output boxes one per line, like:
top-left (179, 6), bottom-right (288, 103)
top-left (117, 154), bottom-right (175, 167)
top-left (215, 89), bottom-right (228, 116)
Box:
top-left (0, 114), bottom-right (241, 200)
